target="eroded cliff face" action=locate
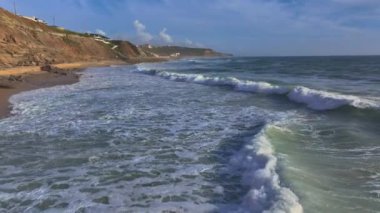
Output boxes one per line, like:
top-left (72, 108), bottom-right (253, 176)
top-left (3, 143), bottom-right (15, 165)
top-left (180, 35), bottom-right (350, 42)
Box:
top-left (0, 8), bottom-right (142, 68)
top-left (112, 40), bottom-right (145, 58)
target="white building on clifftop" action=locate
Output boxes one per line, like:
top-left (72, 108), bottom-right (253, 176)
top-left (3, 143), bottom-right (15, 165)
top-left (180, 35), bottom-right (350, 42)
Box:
top-left (21, 16), bottom-right (47, 24)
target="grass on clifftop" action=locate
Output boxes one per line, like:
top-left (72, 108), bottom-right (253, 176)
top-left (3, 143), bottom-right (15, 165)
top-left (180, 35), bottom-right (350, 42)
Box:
top-left (49, 26), bottom-right (92, 37)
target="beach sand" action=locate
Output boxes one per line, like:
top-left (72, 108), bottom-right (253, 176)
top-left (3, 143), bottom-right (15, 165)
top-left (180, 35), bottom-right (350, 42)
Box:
top-left (0, 60), bottom-right (130, 118)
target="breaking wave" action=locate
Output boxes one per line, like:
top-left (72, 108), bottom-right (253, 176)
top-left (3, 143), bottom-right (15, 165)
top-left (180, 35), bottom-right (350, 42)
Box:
top-left (137, 68), bottom-right (288, 95)
top-left (287, 86), bottom-right (378, 110)
top-left (135, 65), bottom-right (379, 111)
top-left (230, 125), bottom-right (303, 213)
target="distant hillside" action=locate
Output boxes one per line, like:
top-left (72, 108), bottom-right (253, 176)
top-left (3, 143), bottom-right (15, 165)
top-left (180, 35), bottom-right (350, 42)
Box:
top-left (0, 7), bottom-right (143, 68)
top-left (140, 45), bottom-right (229, 58)
top-left (0, 7), bottom-right (228, 69)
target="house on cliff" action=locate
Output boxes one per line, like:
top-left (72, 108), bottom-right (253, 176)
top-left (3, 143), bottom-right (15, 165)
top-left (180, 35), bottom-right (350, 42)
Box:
top-left (21, 16), bottom-right (47, 24)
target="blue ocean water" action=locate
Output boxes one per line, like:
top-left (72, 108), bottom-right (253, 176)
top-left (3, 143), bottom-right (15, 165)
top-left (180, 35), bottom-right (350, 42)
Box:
top-left (0, 57), bottom-right (379, 212)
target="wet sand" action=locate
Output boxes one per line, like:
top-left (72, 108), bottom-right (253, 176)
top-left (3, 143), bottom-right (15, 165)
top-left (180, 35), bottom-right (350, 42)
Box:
top-left (0, 60), bottom-right (129, 118)
top-left (0, 69), bottom-right (82, 119)
top-left (0, 59), bottom-right (168, 119)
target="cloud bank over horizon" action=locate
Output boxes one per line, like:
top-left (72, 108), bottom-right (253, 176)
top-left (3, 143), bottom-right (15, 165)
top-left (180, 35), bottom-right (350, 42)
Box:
top-left (1, 0), bottom-right (380, 56)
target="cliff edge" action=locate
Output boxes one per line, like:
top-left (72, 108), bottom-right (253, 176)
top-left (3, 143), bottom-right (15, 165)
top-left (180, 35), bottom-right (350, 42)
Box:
top-left (0, 8), bottom-right (142, 68)
top-left (0, 7), bottom-right (228, 69)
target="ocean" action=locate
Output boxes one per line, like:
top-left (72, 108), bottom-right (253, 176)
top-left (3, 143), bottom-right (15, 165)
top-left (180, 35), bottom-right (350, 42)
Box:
top-left (0, 56), bottom-right (379, 212)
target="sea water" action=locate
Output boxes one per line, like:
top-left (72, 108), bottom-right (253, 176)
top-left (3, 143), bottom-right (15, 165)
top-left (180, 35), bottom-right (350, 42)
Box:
top-left (0, 56), bottom-right (379, 212)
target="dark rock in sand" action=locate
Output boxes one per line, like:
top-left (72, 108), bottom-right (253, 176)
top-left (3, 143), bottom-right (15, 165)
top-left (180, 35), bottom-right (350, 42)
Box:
top-left (0, 84), bottom-right (12, 89)
top-left (40, 65), bottom-right (69, 75)
top-left (8, 75), bottom-right (23, 82)
top-left (40, 65), bottom-right (53, 72)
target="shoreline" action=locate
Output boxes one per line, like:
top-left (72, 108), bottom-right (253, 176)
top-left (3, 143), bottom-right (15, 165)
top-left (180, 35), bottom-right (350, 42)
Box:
top-left (0, 59), bottom-right (165, 119)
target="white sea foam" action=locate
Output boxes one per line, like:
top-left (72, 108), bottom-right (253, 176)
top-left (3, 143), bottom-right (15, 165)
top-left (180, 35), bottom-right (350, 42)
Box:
top-left (288, 86), bottom-right (379, 110)
top-left (235, 80), bottom-right (289, 95)
top-left (136, 66), bottom-right (289, 95)
top-left (136, 65), bottom-right (379, 111)
top-left (230, 125), bottom-right (303, 213)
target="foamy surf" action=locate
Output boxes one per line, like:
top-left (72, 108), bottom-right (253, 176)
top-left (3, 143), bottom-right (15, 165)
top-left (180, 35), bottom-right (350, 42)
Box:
top-left (230, 125), bottom-right (303, 213)
top-left (2, 57), bottom-right (380, 213)
top-left (135, 65), bottom-right (379, 111)
top-left (136, 67), bottom-right (288, 95)
top-left (287, 86), bottom-right (379, 110)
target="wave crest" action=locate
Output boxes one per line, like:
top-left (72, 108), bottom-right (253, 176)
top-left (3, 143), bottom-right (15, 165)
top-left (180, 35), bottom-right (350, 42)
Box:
top-left (135, 65), bottom-right (379, 111)
top-left (136, 66), bottom-right (288, 95)
top-left (235, 80), bottom-right (289, 95)
top-left (230, 126), bottom-right (303, 213)
top-left (288, 86), bottom-right (378, 110)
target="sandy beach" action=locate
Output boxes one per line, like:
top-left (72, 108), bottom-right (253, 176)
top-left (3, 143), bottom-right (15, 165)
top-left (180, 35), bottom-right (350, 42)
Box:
top-left (0, 60), bottom-right (130, 118)
top-left (0, 58), bottom-right (168, 119)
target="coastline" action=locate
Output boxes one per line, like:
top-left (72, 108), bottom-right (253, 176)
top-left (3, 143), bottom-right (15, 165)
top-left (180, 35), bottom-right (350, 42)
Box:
top-left (0, 59), bottom-right (164, 119)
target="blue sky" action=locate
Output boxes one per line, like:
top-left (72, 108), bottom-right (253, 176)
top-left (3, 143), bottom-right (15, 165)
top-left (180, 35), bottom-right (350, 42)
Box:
top-left (1, 0), bottom-right (380, 56)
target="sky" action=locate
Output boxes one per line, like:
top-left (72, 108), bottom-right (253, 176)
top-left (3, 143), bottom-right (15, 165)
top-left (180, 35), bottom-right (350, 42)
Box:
top-left (1, 0), bottom-right (380, 56)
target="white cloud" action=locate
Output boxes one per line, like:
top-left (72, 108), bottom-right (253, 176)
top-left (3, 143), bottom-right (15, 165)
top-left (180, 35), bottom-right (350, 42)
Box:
top-left (134, 19), bottom-right (146, 32)
top-left (95, 29), bottom-right (107, 36)
top-left (159, 28), bottom-right (173, 43)
top-left (133, 20), bottom-right (153, 42)
top-left (133, 21), bottom-right (174, 44)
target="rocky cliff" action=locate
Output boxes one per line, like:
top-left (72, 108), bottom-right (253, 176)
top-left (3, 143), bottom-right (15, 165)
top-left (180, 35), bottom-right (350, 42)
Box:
top-left (0, 7), bottom-right (227, 69)
top-left (0, 8), bottom-right (142, 68)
